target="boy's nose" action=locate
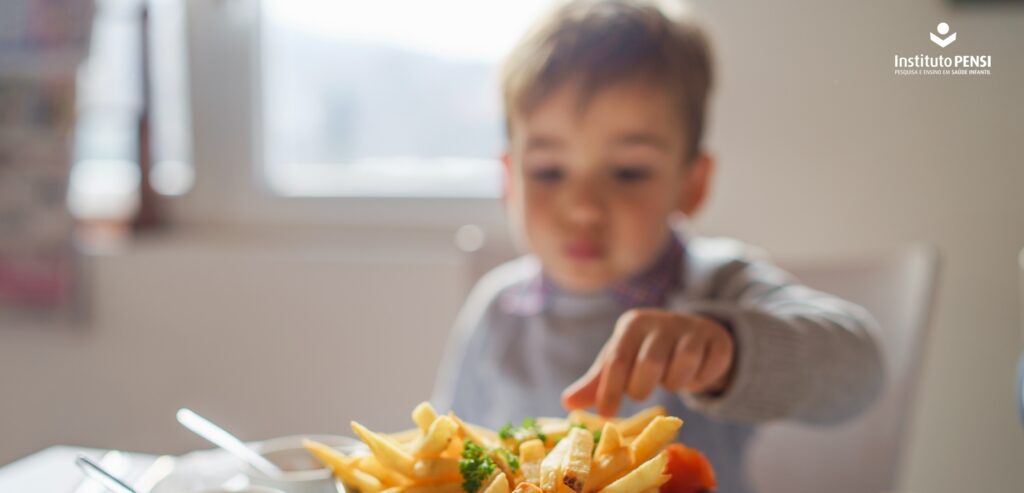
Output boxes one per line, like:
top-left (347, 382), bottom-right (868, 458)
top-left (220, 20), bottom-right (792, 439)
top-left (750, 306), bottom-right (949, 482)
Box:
top-left (562, 183), bottom-right (606, 227)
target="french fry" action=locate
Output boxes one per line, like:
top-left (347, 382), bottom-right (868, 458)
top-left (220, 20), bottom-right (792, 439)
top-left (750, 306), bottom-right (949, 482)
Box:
top-left (628, 416), bottom-right (682, 466)
top-left (567, 409), bottom-right (606, 431)
top-left (558, 427), bottom-right (594, 493)
top-left (616, 406), bottom-right (666, 437)
top-left (593, 422), bottom-right (621, 458)
top-left (310, 402), bottom-right (698, 493)
top-left (389, 427), bottom-right (424, 446)
top-left (586, 447), bottom-right (630, 493)
top-left (519, 439), bottom-right (545, 485)
top-left (303, 439), bottom-right (384, 492)
top-left (585, 423), bottom-right (629, 492)
top-left (412, 457), bottom-right (462, 482)
top-left (441, 435), bottom-right (464, 459)
top-left (412, 415), bottom-right (458, 458)
top-left (398, 483), bottom-right (464, 493)
top-left (449, 413), bottom-right (497, 448)
top-left (520, 439), bottom-right (546, 462)
top-left (536, 418), bottom-right (571, 447)
top-left (539, 435), bottom-right (571, 492)
top-left (413, 402), bottom-right (439, 432)
top-left (352, 421), bottom-right (417, 478)
top-left (483, 472), bottom-right (511, 493)
top-left (359, 454), bottom-right (413, 487)
top-left (520, 461), bottom-right (541, 486)
top-left (347, 420), bottom-right (458, 483)
top-left (594, 451), bottom-right (669, 493)
top-left (513, 483), bottom-right (544, 493)
top-left (490, 448), bottom-right (518, 487)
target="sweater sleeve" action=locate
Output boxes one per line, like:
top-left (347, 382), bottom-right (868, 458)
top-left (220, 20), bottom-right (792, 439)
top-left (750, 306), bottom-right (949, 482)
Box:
top-left (670, 248), bottom-right (885, 425)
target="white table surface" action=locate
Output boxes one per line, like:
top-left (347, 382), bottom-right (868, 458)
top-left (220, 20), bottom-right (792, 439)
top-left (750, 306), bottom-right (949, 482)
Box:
top-left (0, 446), bottom-right (244, 493)
top-left (0, 446), bottom-right (156, 492)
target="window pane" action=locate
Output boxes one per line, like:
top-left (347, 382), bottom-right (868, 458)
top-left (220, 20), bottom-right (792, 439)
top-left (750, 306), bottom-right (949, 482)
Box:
top-left (261, 0), bottom-right (552, 197)
top-left (148, 0), bottom-right (193, 196)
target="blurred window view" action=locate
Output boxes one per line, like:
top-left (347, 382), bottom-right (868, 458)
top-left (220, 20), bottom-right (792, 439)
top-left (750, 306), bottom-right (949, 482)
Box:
top-left (70, 0), bottom-right (192, 225)
top-left (146, 0), bottom-right (193, 197)
top-left (260, 0), bottom-right (553, 198)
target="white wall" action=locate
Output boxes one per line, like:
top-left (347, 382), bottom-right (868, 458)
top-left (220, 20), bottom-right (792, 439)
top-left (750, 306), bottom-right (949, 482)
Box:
top-left (0, 228), bottom-right (469, 464)
top-left (692, 0), bottom-right (1024, 491)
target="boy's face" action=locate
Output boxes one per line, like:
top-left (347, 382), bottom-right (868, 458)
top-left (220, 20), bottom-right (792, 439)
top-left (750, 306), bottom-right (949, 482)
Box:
top-left (504, 79), bottom-right (712, 293)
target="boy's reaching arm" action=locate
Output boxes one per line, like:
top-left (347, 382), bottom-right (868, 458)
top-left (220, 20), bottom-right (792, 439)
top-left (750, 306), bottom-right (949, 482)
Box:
top-left (563, 241), bottom-right (885, 425)
top-left (671, 256), bottom-right (885, 425)
top-left (561, 308), bottom-right (736, 418)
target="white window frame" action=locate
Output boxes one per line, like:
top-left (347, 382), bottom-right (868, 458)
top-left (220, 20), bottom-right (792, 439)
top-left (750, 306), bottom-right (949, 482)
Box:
top-left (172, 0), bottom-right (506, 231)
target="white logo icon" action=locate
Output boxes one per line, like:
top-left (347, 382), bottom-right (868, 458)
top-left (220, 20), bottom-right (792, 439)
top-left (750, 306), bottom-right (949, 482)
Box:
top-left (930, 22), bottom-right (956, 48)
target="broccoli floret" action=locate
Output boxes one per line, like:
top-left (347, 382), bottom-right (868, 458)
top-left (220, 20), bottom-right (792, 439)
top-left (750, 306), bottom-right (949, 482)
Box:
top-left (522, 417), bottom-right (547, 443)
top-left (495, 447), bottom-right (520, 473)
top-left (498, 423), bottom-right (514, 440)
top-left (460, 440), bottom-right (496, 493)
top-left (498, 417), bottom-right (547, 445)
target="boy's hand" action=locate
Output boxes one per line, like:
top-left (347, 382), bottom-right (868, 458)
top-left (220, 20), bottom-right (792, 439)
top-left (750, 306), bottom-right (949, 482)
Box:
top-left (561, 308), bottom-right (735, 417)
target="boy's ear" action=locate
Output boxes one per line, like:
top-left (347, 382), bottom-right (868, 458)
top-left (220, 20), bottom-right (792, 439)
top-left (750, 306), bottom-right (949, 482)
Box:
top-left (501, 151), bottom-right (513, 205)
top-left (678, 153), bottom-right (715, 217)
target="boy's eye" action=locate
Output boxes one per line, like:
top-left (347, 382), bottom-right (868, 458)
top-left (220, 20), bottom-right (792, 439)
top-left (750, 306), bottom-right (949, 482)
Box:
top-left (612, 166), bottom-right (652, 183)
top-left (528, 166), bottom-right (565, 183)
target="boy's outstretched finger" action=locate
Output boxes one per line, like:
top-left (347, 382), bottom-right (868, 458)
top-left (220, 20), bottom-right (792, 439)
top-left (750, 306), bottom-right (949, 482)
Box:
top-left (595, 357), bottom-right (629, 417)
top-left (562, 360), bottom-right (603, 409)
top-left (627, 330), bottom-right (674, 401)
top-left (595, 323), bottom-right (647, 417)
top-left (662, 331), bottom-right (703, 392)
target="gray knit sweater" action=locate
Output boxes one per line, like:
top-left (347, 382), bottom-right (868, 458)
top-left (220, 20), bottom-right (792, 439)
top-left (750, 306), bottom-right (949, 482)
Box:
top-left (432, 235), bottom-right (884, 493)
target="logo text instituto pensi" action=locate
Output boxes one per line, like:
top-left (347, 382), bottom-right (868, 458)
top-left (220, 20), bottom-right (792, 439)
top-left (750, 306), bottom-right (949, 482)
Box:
top-left (893, 22), bottom-right (992, 76)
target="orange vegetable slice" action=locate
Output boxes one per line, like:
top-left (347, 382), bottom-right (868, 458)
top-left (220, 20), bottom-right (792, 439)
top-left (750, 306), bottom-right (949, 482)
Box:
top-left (659, 443), bottom-right (716, 493)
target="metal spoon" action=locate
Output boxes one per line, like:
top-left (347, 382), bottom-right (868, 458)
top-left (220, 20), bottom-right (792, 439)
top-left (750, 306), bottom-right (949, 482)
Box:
top-left (73, 450), bottom-right (128, 493)
top-left (75, 455), bottom-right (137, 493)
top-left (175, 408), bottom-right (283, 478)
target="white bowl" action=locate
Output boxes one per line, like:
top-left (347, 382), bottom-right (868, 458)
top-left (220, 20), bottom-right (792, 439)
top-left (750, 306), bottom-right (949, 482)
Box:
top-left (247, 434), bottom-right (366, 493)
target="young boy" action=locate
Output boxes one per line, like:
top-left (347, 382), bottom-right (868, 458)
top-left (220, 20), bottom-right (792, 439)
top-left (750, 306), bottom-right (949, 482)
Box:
top-left (432, 1), bottom-right (883, 491)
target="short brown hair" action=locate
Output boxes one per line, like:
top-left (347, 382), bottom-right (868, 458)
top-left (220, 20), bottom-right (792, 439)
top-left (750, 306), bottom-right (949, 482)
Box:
top-left (501, 0), bottom-right (714, 162)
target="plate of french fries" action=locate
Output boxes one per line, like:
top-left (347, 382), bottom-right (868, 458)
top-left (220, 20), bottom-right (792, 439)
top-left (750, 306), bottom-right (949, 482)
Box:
top-left (302, 402), bottom-right (715, 493)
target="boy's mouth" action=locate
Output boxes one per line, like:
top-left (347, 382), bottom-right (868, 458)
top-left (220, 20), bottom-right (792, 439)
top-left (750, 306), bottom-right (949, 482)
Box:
top-left (565, 243), bottom-right (605, 260)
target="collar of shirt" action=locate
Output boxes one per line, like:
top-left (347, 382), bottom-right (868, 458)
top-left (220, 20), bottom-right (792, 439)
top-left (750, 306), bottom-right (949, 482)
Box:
top-left (501, 233), bottom-right (685, 316)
